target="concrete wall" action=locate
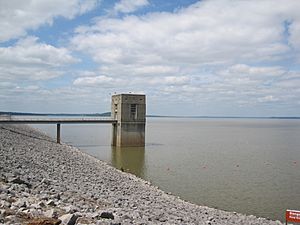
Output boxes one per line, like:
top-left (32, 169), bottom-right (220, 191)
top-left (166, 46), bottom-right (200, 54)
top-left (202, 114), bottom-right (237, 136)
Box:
top-left (111, 94), bottom-right (146, 147)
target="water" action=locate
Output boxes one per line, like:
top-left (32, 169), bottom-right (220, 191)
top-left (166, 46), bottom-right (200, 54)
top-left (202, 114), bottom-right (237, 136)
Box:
top-left (32, 118), bottom-right (300, 221)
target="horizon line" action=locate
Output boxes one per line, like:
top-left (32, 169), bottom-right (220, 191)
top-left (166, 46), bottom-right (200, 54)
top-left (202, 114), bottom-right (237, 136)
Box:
top-left (0, 111), bottom-right (299, 119)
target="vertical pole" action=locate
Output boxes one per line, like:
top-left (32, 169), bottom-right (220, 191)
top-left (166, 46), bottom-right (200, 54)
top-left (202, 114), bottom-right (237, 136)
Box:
top-left (57, 123), bottom-right (61, 144)
top-left (112, 123), bottom-right (117, 146)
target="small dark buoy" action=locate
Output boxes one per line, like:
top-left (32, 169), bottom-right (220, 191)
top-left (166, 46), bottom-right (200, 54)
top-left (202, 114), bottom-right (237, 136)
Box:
top-left (236, 165), bottom-right (239, 167)
top-left (120, 167), bottom-right (124, 172)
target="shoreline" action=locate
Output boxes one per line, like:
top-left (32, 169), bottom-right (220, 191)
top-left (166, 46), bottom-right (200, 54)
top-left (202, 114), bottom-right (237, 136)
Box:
top-left (0, 125), bottom-right (283, 225)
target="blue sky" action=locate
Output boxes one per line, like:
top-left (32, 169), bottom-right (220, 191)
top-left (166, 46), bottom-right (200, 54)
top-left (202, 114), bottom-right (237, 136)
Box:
top-left (0, 0), bottom-right (300, 116)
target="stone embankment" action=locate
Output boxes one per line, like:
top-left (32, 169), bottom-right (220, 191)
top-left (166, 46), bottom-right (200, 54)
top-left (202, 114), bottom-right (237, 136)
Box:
top-left (0, 125), bottom-right (283, 225)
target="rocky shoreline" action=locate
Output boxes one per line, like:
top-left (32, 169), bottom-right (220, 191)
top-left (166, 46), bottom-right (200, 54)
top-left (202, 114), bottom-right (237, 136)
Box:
top-left (0, 125), bottom-right (283, 225)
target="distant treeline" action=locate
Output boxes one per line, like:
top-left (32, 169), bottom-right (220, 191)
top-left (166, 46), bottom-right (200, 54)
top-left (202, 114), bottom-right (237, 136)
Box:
top-left (0, 111), bottom-right (111, 117)
top-left (147, 115), bottom-right (300, 119)
top-left (0, 111), bottom-right (299, 119)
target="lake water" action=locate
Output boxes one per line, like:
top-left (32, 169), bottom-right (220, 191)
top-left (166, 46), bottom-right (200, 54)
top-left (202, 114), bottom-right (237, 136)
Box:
top-left (32, 118), bottom-right (300, 221)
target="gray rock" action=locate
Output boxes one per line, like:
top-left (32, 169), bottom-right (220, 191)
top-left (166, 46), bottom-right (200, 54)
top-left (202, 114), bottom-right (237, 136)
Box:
top-left (96, 221), bottom-right (111, 225)
top-left (0, 174), bottom-right (8, 183)
top-left (63, 205), bottom-right (78, 214)
top-left (100, 212), bottom-right (114, 220)
top-left (27, 217), bottom-right (62, 225)
top-left (17, 207), bottom-right (26, 213)
top-left (0, 188), bottom-right (9, 195)
top-left (40, 194), bottom-right (49, 201)
top-left (28, 208), bottom-right (43, 217)
top-left (41, 178), bottom-right (51, 185)
top-left (5, 214), bottom-right (17, 220)
top-left (46, 199), bottom-right (57, 207)
top-left (38, 201), bottom-right (46, 208)
top-left (44, 208), bottom-right (59, 219)
top-left (0, 200), bottom-right (11, 208)
top-left (30, 203), bottom-right (42, 209)
top-left (83, 212), bottom-right (94, 218)
top-left (12, 199), bottom-right (26, 208)
top-left (10, 177), bottom-right (31, 188)
top-left (59, 213), bottom-right (79, 225)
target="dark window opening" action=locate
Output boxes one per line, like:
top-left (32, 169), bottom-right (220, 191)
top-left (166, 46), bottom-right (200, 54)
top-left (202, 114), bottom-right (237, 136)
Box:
top-left (130, 104), bottom-right (137, 119)
top-left (114, 104), bottom-right (118, 119)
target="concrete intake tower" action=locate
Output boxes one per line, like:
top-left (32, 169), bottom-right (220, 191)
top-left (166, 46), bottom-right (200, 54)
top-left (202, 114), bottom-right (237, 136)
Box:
top-left (111, 94), bottom-right (146, 147)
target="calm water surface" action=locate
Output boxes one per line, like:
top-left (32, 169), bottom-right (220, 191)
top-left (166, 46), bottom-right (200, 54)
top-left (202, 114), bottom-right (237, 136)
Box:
top-left (32, 118), bottom-right (300, 221)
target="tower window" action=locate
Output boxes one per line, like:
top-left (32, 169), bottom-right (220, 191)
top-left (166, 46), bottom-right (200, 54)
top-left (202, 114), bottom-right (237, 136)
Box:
top-left (114, 104), bottom-right (118, 119)
top-left (130, 104), bottom-right (137, 119)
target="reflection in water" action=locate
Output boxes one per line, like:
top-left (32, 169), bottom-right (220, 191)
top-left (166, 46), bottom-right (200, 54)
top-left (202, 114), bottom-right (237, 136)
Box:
top-left (111, 146), bottom-right (145, 178)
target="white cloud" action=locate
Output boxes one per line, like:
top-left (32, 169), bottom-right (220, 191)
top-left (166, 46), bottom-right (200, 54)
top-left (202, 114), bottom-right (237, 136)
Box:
top-left (0, 36), bottom-right (77, 67)
top-left (0, 82), bottom-right (15, 89)
top-left (258, 95), bottom-right (279, 103)
top-left (114, 0), bottom-right (149, 14)
top-left (226, 64), bottom-right (285, 77)
top-left (2, 0), bottom-right (300, 115)
top-left (215, 64), bottom-right (286, 91)
top-left (0, 36), bottom-right (77, 81)
top-left (99, 64), bottom-right (179, 77)
top-left (73, 74), bottom-right (189, 87)
top-left (72, 0), bottom-right (300, 70)
top-left (0, 84), bottom-right (111, 113)
top-left (0, 0), bottom-right (100, 42)
top-left (73, 75), bottom-right (115, 86)
top-left (69, 0), bottom-right (300, 115)
top-left (275, 72), bottom-right (300, 89)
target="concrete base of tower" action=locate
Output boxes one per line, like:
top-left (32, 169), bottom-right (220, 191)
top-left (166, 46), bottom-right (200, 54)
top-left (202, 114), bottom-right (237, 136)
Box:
top-left (112, 122), bottom-right (145, 147)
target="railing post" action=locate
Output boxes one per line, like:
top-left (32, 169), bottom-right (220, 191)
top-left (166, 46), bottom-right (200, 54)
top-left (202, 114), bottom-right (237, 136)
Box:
top-left (57, 123), bottom-right (61, 144)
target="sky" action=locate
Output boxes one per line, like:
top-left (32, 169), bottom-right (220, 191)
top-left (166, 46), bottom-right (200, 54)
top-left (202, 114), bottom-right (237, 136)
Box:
top-left (0, 0), bottom-right (300, 117)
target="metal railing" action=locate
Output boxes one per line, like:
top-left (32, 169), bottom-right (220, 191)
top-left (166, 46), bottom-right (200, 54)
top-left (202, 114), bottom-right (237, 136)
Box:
top-left (0, 117), bottom-right (117, 144)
